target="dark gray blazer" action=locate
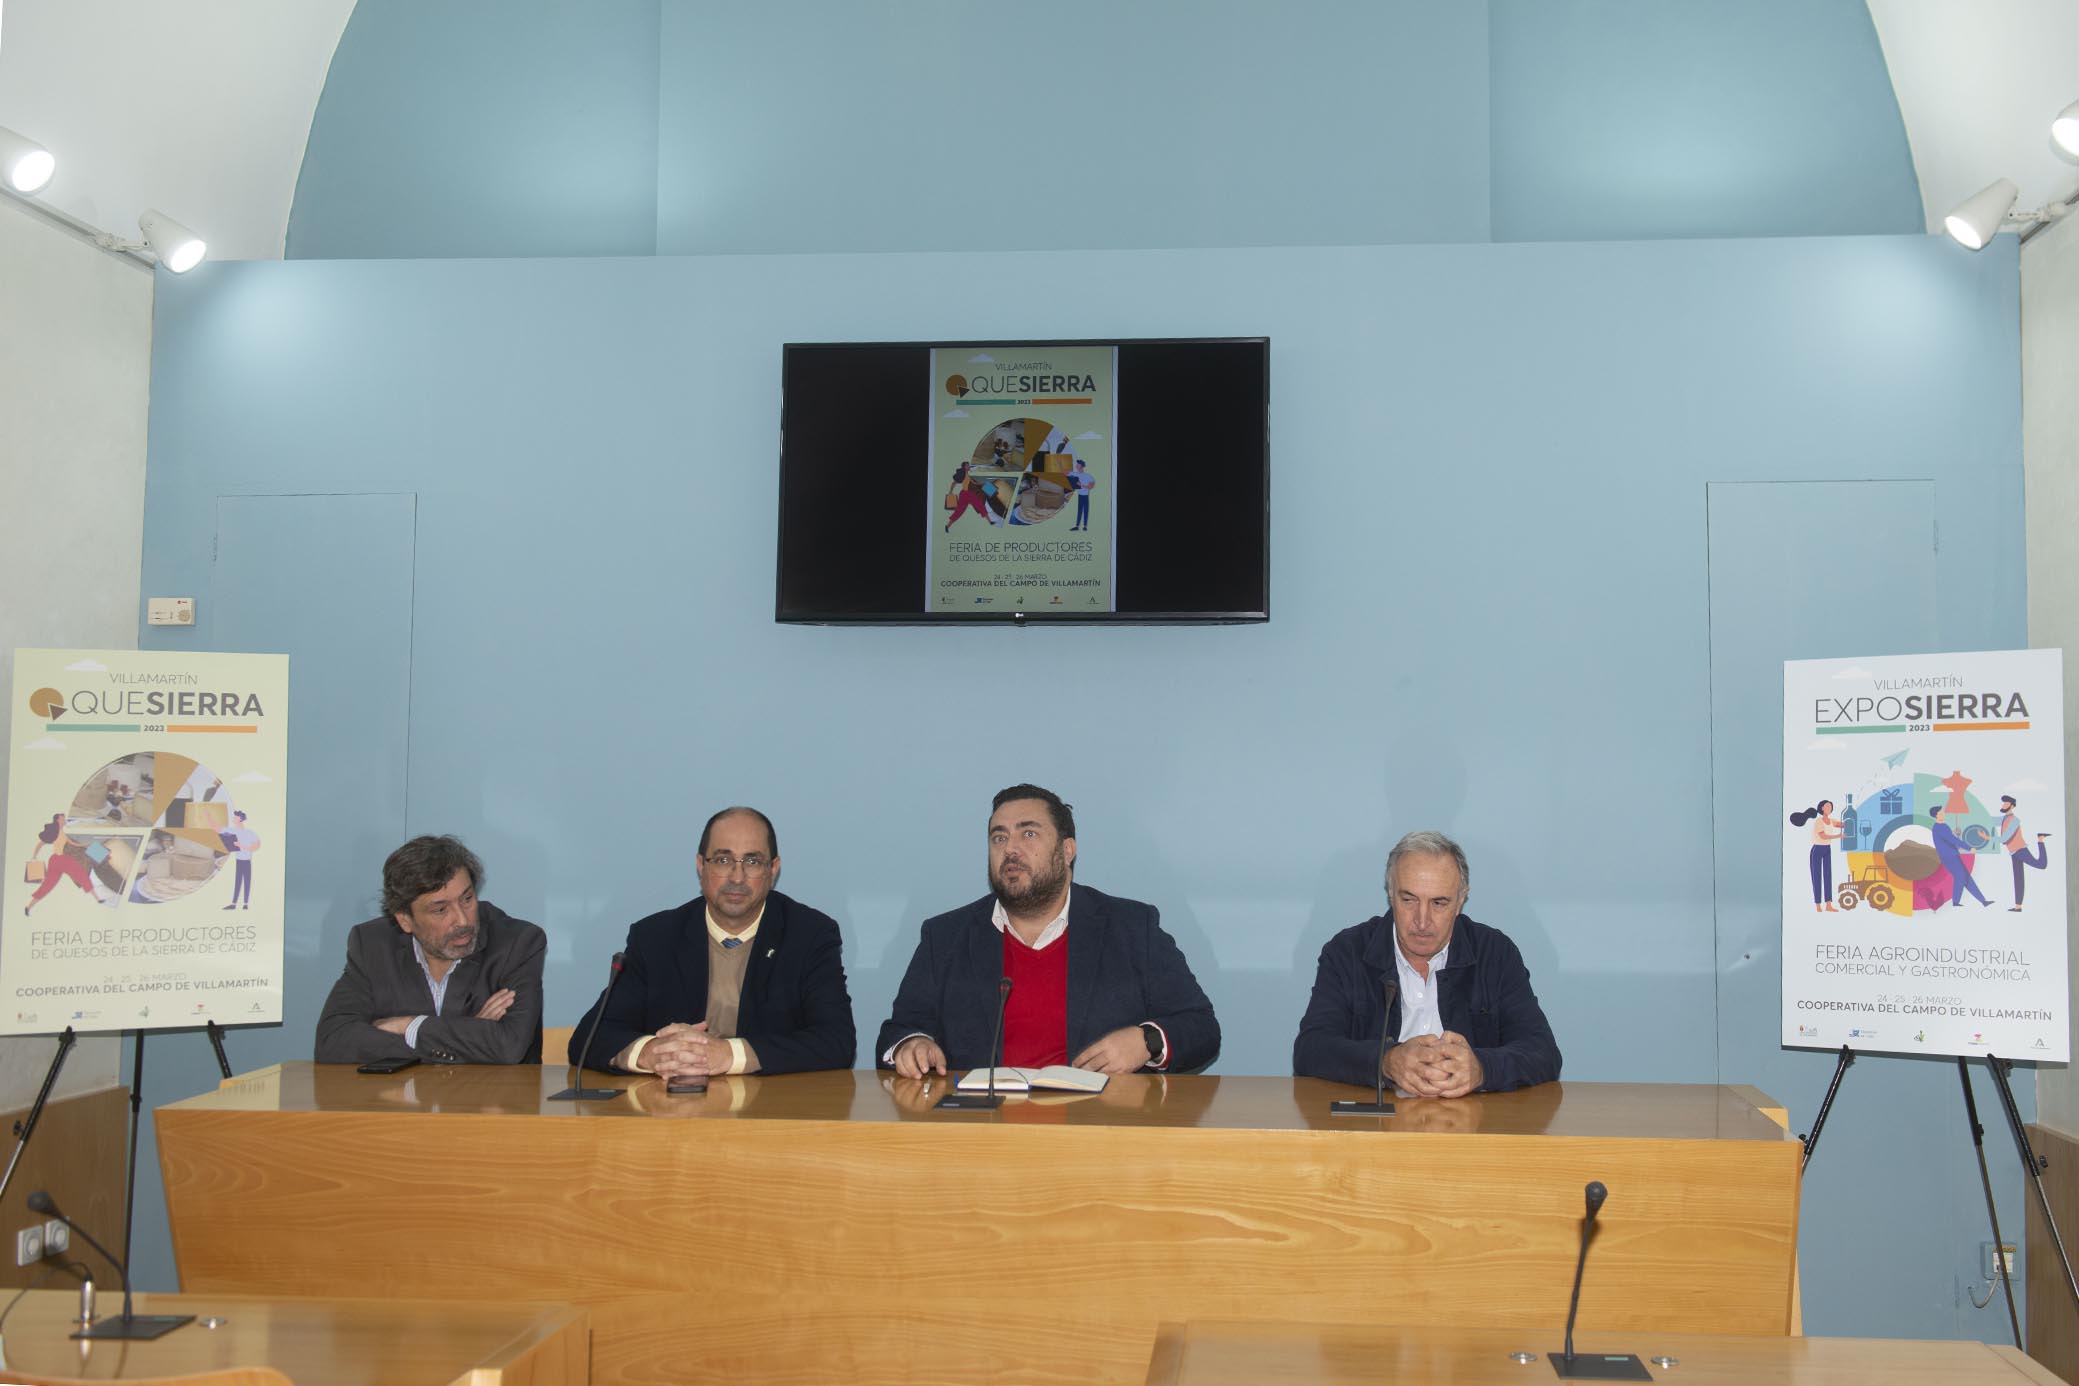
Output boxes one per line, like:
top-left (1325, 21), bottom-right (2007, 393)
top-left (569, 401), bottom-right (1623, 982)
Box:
top-left (314, 902), bottom-right (546, 1065)
top-left (874, 885), bottom-right (1219, 1072)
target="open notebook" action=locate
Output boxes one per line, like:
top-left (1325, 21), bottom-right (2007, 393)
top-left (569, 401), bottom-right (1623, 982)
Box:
top-left (955, 1066), bottom-right (1109, 1094)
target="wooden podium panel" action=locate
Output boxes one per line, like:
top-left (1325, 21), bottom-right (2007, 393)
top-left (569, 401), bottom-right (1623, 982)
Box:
top-left (0, 1289), bottom-right (585, 1384)
top-left (158, 1066), bottom-right (1799, 1386)
top-left (1145, 1322), bottom-right (2062, 1385)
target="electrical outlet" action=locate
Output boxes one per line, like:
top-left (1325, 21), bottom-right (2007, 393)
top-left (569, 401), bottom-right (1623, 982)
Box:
top-left (15, 1224), bottom-right (43, 1266)
top-left (1984, 1241), bottom-right (2018, 1279)
top-left (42, 1219), bottom-right (69, 1256)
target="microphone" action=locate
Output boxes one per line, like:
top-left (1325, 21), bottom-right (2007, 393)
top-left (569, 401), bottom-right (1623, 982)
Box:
top-left (1547, 1180), bottom-right (1645, 1379)
top-left (938, 975), bottom-right (1015, 1110)
top-left (1330, 977), bottom-right (1399, 1116)
top-left (204, 1020), bottom-right (232, 1080)
top-left (549, 951), bottom-right (626, 1102)
top-left (28, 1190), bottom-right (191, 1340)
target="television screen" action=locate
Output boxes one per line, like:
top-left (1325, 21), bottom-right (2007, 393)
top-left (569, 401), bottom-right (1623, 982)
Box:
top-left (776, 338), bottom-right (1268, 623)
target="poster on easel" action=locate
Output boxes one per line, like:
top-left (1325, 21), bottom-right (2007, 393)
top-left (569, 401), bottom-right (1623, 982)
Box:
top-left (1783, 649), bottom-right (2066, 1061)
top-left (2, 649), bottom-right (288, 1036)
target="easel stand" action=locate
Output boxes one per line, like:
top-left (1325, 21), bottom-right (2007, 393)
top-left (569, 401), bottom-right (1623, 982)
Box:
top-left (0, 1026), bottom-right (77, 1206)
top-left (1985, 1054), bottom-right (2079, 1335)
top-left (1799, 1045), bottom-right (2079, 1350)
top-left (3, 1023), bottom-right (236, 1340)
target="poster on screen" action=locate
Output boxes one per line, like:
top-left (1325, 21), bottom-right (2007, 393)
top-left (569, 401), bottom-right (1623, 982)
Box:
top-left (925, 344), bottom-right (1118, 615)
top-left (1782, 649), bottom-right (2066, 1061)
top-left (1, 648), bottom-right (287, 1036)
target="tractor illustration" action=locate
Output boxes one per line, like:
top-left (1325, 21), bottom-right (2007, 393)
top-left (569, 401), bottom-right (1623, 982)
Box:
top-left (1836, 864), bottom-right (1896, 912)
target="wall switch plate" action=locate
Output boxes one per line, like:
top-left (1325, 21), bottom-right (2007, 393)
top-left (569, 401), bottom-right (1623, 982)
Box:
top-left (147, 596), bottom-right (195, 626)
top-left (1984, 1242), bottom-right (2017, 1279)
top-left (15, 1225), bottom-right (43, 1266)
top-left (43, 1219), bottom-right (69, 1256)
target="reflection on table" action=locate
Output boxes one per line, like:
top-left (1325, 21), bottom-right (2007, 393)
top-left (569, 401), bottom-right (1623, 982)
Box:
top-left (1145, 1322), bottom-right (2061, 1386)
top-left (160, 1066), bottom-right (1799, 1386)
top-left (0, 1289), bottom-right (584, 1385)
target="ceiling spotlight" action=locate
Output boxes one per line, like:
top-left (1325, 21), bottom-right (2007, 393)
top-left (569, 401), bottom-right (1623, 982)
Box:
top-left (1944, 178), bottom-right (2019, 251)
top-left (0, 125), bottom-right (55, 195)
top-left (138, 209), bottom-right (206, 273)
top-left (2054, 99), bottom-right (2079, 160)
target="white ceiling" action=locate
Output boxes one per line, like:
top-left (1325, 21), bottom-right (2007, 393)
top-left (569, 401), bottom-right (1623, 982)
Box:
top-left (1869, 0), bottom-right (2079, 236)
top-left (0, 0), bottom-right (353, 262)
top-left (0, 0), bottom-right (2072, 263)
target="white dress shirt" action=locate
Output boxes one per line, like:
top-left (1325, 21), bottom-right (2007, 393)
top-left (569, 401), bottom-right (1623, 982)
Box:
top-left (1393, 937), bottom-right (1449, 1044)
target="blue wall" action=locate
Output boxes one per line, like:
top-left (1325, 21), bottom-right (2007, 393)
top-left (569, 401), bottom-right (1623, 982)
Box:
top-left (132, 232), bottom-right (2028, 1341)
top-left (286, 0), bottom-right (661, 258)
top-left (1489, 0), bottom-right (1923, 240)
top-left (288, 0), bottom-right (1919, 257)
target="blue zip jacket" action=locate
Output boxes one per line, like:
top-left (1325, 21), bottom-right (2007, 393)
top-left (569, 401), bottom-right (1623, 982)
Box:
top-left (1292, 912), bottom-right (1560, 1092)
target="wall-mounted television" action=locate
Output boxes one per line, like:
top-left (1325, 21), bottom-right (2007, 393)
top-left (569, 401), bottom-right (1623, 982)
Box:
top-left (776, 337), bottom-right (1268, 624)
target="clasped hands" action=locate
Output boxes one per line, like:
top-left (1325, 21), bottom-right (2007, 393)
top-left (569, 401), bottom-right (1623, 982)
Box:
top-left (1383, 1030), bottom-right (1483, 1099)
top-left (893, 1024), bottom-right (1151, 1079)
top-left (644, 1021), bottom-right (732, 1081)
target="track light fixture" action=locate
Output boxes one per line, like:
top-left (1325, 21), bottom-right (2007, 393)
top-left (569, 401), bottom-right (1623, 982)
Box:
top-left (1943, 95), bottom-right (2079, 251)
top-left (0, 130), bottom-right (209, 270)
top-left (136, 209), bottom-right (206, 273)
top-left (0, 125), bottom-right (55, 195)
top-left (1944, 179), bottom-right (2019, 251)
top-left (2054, 99), bottom-right (2079, 161)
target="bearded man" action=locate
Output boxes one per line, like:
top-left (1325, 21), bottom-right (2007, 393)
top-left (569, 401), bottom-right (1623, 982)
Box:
top-left (878, 784), bottom-right (1220, 1077)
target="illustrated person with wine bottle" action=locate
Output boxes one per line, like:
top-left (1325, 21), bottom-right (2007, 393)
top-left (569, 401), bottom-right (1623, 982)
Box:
top-left (1292, 830), bottom-right (1560, 1098)
top-left (877, 783), bottom-right (1220, 1078)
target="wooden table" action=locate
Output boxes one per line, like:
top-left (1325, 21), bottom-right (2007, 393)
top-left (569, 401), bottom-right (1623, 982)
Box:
top-left (1145, 1322), bottom-right (2061, 1384)
top-left (157, 1066), bottom-right (1800, 1386)
top-left (0, 1289), bottom-right (585, 1384)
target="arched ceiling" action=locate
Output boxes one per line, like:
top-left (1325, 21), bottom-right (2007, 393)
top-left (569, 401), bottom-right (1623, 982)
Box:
top-left (0, 0), bottom-right (353, 262)
top-left (1867, 0), bottom-right (2079, 236)
top-left (0, 0), bottom-right (2073, 263)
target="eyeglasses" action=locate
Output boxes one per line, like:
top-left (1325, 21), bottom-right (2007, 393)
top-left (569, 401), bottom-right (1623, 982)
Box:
top-left (702, 853), bottom-right (771, 876)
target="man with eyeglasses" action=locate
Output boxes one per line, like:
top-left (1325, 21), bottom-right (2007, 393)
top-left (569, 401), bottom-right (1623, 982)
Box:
top-left (573, 806), bottom-right (856, 1079)
top-left (877, 783), bottom-right (1220, 1078)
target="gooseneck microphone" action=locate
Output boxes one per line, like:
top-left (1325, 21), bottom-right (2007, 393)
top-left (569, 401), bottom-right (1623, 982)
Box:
top-left (28, 1190), bottom-right (192, 1341)
top-left (1563, 1181), bottom-right (1605, 1364)
top-left (937, 975), bottom-right (1014, 1110)
top-left (1330, 978), bottom-right (1399, 1116)
top-left (204, 1019), bottom-right (232, 1080)
top-left (550, 951), bottom-right (626, 1102)
top-left (1547, 1180), bottom-right (1645, 1379)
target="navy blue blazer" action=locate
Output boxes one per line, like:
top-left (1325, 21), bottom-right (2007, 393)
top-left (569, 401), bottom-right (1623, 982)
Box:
top-left (573, 889), bottom-right (856, 1075)
top-left (1292, 913), bottom-right (1560, 1092)
top-left (875, 885), bottom-right (1219, 1072)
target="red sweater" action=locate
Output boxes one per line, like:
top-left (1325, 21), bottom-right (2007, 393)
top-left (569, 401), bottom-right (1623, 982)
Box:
top-left (1000, 930), bottom-right (1069, 1068)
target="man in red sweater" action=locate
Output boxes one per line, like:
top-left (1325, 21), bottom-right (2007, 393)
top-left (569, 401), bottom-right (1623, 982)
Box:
top-left (878, 784), bottom-right (1220, 1077)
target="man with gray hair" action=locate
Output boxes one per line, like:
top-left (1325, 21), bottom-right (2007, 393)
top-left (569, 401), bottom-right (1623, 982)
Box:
top-left (1293, 830), bottom-right (1558, 1097)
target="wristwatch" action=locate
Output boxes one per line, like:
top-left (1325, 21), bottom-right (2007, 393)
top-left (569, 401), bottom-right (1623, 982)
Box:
top-left (1139, 1023), bottom-right (1166, 1068)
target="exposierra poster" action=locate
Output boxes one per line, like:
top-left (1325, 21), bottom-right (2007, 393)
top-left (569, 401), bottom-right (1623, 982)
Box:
top-left (1782, 649), bottom-right (2066, 1061)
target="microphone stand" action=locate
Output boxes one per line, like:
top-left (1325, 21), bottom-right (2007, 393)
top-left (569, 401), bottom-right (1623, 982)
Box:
top-left (204, 1020), bottom-right (233, 1080)
top-left (550, 952), bottom-right (625, 1102)
top-left (1331, 979), bottom-right (1398, 1115)
top-left (29, 1190), bottom-right (191, 1341)
top-left (1547, 1181), bottom-right (1645, 1379)
top-left (938, 977), bottom-right (1013, 1110)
